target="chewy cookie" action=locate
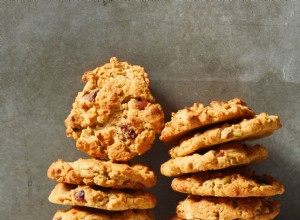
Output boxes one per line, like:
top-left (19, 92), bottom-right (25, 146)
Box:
top-left (49, 183), bottom-right (156, 210)
top-left (171, 167), bottom-right (285, 197)
top-left (65, 57), bottom-right (164, 162)
top-left (177, 195), bottom-right (280, 220)
top-left (53, 207), bottom-right (155, 220)
top-left (169, 113), bottom-right (281, 158)
top-left (161, 142), bottom-right (268, 176)
top-left (160, 98), bottom-right (255, 143)
top-left (47, 158), bottom-right (157, 189)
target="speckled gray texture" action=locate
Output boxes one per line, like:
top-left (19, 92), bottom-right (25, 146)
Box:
top-left (0, 0), bottom-right (299, 219)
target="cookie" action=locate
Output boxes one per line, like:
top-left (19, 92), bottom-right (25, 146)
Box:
top-left (65, 57), bottom-right (164, 161)
top-left (47, 158), bottom-right (157, 189)
top-left (49, 183), bottom-right (156, 210)
top-left (169, 113), bottom-right (281, 158)
top-left (171, 167), bottom-right (285, 197)
top-left (160, 98), bottom-right (255, 143)
top-left (53, 207), bottom-right (154, 220)
top-left (161, 142), bottom-right (268, 176)
top-left (177, 195), bottom-right (280, 220)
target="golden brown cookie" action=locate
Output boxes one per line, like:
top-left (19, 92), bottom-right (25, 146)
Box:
top-left (177, 195), bottom-right (280, 220)
top-left (171, 167), bottom-right (285, 197)
top-left (47, 158), bottom-right (156, 189)
top-left (65, 57), bottom-right (164, 162)
top-left (169, 113), bottom-right (281, 158)
top-left (161, 142), bottom-right (268, 176)
top-left (53, 207), bottom-right (154, 220)
top-left (49, 183), bottom-right (156, 210)
top-left (160, 98), bottom-right (255, 143)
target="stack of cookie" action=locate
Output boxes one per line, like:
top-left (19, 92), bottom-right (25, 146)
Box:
top-left (47, 57), bottom-right (164, 220)
top-left (160, 98), bottom-right (285, 220)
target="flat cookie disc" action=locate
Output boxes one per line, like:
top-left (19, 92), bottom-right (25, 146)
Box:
top-left (177, 195), bottom-right (280, 220)
top-left (47, 158), bottom-right (156, 189)
top-left (53, 207), bottom-right (155, 220)
top-left (65, 57), bottom-right (164, 161)
top-left (169, 113), bottom-right (281, 158)
top-left (171, 167), bottom-right (285, 197)
top-left (161, 142), bottom-right (268, 176)
top-left (160, 98), bottom-right (254, 143)
top-left (49, 183), bottom-right (156, 210)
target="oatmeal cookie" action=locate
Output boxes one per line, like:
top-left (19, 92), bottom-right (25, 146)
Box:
top-left (47, 158), bottom-right (156, 189)
top-left (161, 142), bottom-right (268, 176)
top-left (53, 207), bottom-right (154, 220)
top-left (177, 195), bottom-right (280, 220)
top-left (171, 167), bottom-right (285, 197)
top-left (169, 113), bottom-right (281, 158)
top-left (49, 183), bottom-right (156, 210)
top-left (160, 98), bottom-right (254, 143)
top-left (65, 57), bottom-right (164, 161)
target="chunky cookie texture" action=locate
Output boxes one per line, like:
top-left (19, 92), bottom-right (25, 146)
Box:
top-left (161, 142), bottom-right (268, 176)
top-left (160, 98), bottom-right (255, 143)
top-left (169, 113), bottom-right (281, 158)
top-left (49, 183), bottom-right (156, 210)
top-left (47, 158), bottom-right (157, 189)
top-left (65, 57), bottom-right (164, 162)
top-left (177, 195), bottom-right (280, 220)
top-left (171, 167), bottom-right (285, 197)
top-left (53, 207), bottom-right (155, 220)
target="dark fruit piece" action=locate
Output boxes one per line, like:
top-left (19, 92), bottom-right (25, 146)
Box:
top-left (121, 124), bottom-right (137, 139)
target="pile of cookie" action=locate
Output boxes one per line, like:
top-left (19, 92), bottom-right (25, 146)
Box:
top-left (160, 98), bottom-right (285, 220)
top-left (47, 58), bottom-right (164, 220)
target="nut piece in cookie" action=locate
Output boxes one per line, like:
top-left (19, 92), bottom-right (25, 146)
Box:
top-left (160, 98), bottom-right (255, 143)
top-left (49, 183), bottom-right (157, 210)
top-left (47, 158), bottom-right (157, 189)
top-left (169, 112), bottom-right (281, 158)
top-left (53, 207), bottom-right (155, 220)
top-left (171, 167), bottom-right (285, 197)
top-left (161, 142), bottom-right (268, 176)
top-left (177, 195), bottom-right (280, 220)
top-left (65, 57), bottom-right (164, 162)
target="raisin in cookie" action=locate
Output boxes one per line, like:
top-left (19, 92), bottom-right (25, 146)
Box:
top-left (171, 167), bottom-right (284, 197)
top-left (160, 98), bottom-right (255, 143)
top-left (65, 57), bottom-right (164, 161)
top-left (49, 183), bottom-right (156, 210)
top-left (53, 207), bottom-right (154, 220)
top-left (47, 158), bottom-right (156, 189)
top-left (161, 142), bottom-right (268, 176)
top-left (177, 195), bottom-right (280, 220)
top-left (169, 113), bottom-right (281, 158)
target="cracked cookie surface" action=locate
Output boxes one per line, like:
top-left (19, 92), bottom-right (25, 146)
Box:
top-left (49, 183), bottom-right (156, 210)
top-left (169, 113), bottom-right (281, 158)
top-left (161, 142), bottom-right (268, 176)
top-left (171, 167), bottom-right (285, 197)
top-left (53, 207), bottom-right (154, 220)
top-left (160, 98), bottom-right (254, 143)
top-left (65, 57), bottom-right (164, 161)
top-left (47, 158), bottom-right (157, 189)
top-left (177, 195), bottom-right (280, 220)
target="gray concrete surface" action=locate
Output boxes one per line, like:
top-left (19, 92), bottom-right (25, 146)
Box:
top-left (1, 0), bottom-right (299, 219)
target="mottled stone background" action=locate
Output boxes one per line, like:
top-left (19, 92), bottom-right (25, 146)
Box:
top-left (1, 0), bottom-right (299, 219)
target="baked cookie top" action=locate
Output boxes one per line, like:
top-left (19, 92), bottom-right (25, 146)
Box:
top-left (53, 207), bottom-right (154, 220)
top-left (160, 98), bottom-right (254, 143)
top-left (171, 167), bottom-right (285, 197)
top-left (169, 112), bottom-right (281, 158)
top-left (161, 142), bottom-right (268, 176)
top-left (65, 57), bottom-right (164, 161)
top-left (47, 158), bottom-right (157, 189)
top-left (177, 195), bottom-right (280, 220)
top-left (49, 183), bottom-right (156, 210)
